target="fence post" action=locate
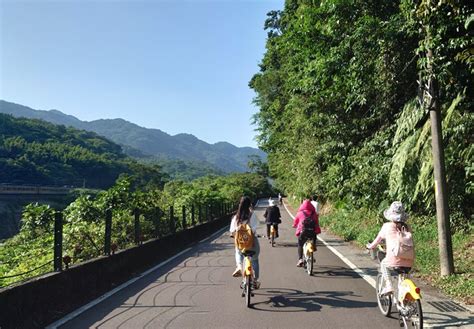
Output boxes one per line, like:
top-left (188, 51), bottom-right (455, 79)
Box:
top-left (182, 205), bottom-right (186, 229)
top-left (205, 204), bottom-right (209, 222)
top-left (104, 209), bottom-right (112, 255)
top-left (154, 207), bottom-right (161, 238)
top-left (134, 208), bottom-right (141, 245)
top-left (198, 205), bottom-right (202, 223)
top-left (53, 211), bottom-right (63, 272)
top-left (169, 206), bottom-right (175, 234)
top-left (191, 205), bottom-right (195, 226)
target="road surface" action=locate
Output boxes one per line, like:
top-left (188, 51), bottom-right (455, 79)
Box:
top-left (56, 199), bottom-right (402, 329)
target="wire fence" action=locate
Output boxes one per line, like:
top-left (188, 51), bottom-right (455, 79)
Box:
top-left (0, 201), bottom-right (236, 287)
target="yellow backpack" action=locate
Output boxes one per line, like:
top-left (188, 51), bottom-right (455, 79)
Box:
top-left (235, 223), bottom-right (254, 252)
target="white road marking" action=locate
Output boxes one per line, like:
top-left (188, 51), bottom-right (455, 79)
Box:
top-left (282, 200), bottom-right (376, 288)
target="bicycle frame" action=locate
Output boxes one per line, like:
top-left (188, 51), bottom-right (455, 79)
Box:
top-left (303, 239), bottom-right (315, 275)
top-left (243, 255), bottom-right (253, 277)
top-left (241, 254), bottom-right (254, 307)
top-left (303, 240), bottom-right (315, 255)
top-left (270, 225), bottom-right (276, 237)
top-left (373, 244), bottom-right (423, 328)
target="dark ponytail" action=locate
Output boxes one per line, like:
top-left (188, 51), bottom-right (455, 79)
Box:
top-left (236, 196), bottom-right (252, 224)
top-left (396, 222), bottom-right (409, 232)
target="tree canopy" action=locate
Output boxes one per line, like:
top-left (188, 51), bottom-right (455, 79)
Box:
top-left (250, 0), bottom-right (472, 222)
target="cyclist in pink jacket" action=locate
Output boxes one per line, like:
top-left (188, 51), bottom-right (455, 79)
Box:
top-left (293, 199), bottom-right (321, 267)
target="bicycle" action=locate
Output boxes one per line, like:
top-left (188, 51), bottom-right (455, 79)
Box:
top-left (240, 250), bottom-right (255, 307)
top-left (371, 244), bottom-right (423, 328)
top-left (302, 238), bottom-right (316, 276)
top-left (270, 224), bottom-right (277, 247)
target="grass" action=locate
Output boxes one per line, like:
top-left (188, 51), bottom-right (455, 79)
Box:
top-left (319, 201), bottom-right (474, 304)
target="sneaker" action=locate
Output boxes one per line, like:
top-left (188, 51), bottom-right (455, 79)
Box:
top-left (253, 280), bottom-right (261, 289)
top-left (380, 286), bottom-right (393, 296)
top-left (296, 259), bottom-right (304, 267)
top-left (232, 268), bottom-right (242, 277)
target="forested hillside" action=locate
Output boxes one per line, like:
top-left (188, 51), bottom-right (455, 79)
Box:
top-left (0, 114), bottom-right (166, 188)
top-left (251, 0), bottom-right (472, 220)
top-left (0, 100), bottom-right (267, 173)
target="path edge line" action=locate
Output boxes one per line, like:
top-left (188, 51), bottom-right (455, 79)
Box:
top-left (282, 200), bottom-right (376, 288)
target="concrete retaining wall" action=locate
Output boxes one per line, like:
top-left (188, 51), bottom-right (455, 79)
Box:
top-left (0, 215), bottom-right (231, 329)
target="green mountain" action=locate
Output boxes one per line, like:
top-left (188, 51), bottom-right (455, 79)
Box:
top-left (0, 113), bottom-right (166, 188)
top-left (0, 100), bottom-right (266, 173)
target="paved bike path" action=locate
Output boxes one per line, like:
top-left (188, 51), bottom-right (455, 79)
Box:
top-left (51, 198), bottom-right (470, 328)
top-left (283, 201), bottom-right (474, 329)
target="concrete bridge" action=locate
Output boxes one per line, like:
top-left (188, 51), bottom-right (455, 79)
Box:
top-left (0, 185), bottom-right (73, 239)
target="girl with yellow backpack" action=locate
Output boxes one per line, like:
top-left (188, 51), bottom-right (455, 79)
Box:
top-left (229, 196), bottom-right (261, 289)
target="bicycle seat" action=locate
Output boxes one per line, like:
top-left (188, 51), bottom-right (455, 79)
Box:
top-left (393, 267), bottom-right (411, 274)
top-left (242, 250), bottom-right (256, 257)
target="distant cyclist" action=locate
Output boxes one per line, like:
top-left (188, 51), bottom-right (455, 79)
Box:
top-left (310, 194), bottom-right (320, 215)
top-left (264, 199), bottom-right (281, 242)
top-left (278, 193), bottom-right (283, 205)
top-left (293, 198), bottom-right (321, 267)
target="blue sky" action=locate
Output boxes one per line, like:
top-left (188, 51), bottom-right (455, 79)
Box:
top-left (0, 0), bottom-right (283, 148)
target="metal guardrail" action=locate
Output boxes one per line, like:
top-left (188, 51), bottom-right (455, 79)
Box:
top-left (0, 201), bottom-right (237, 287)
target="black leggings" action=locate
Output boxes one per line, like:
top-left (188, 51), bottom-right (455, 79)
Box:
top-left (298, 231), bottom-right (316, 260)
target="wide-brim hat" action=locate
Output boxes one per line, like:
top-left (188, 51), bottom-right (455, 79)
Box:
top-left (269, 199), bottom-right (275, 206)
top-left (383, 201), bottom-right (408, 222)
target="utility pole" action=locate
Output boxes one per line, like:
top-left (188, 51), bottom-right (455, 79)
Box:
top-left (426, 45), bottom-right (454, 276)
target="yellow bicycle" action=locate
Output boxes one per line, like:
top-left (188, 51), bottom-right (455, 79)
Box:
top-left (270, 224), bottom-right (277, 247)
top-left (303, 238), bottom-right (316, 276)
top-left (372, 244), bottom-right (423, 328)
top-left (240, 250), bottom-right (255, 307)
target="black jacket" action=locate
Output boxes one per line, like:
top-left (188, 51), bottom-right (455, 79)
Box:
top-left (264, 206), bottom-right (282, 224)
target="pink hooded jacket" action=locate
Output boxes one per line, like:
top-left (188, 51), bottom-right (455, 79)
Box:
top-left (293, 200), bottom-right (321, 236)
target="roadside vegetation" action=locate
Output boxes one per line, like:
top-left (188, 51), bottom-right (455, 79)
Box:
top-left (252, 0), bottom-right (472, 303)
top-left (0, 172), bottom-right (273, 287)
top-left (318, 202), bottom-right (473, 304)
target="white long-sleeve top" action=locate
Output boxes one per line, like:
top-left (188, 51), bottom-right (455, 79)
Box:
top-left (229, 212), bottom-right (258, 234)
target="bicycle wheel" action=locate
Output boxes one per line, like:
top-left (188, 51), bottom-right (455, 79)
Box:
top-left (376, 274), bottom-right (392, 316)
top-left (306, 252), bottom-right (313, 276)
top-left (408, 299), bottom-right (423, 328)
top-left (245, 275), bottom-right (251, 307)
top-left (271, 233), bottom-right (275, 247)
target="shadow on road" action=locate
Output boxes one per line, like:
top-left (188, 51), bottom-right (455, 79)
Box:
top-left (250, 288), bottom-right (376, 312)
top-left (311, 265), bottom-right (378, 279)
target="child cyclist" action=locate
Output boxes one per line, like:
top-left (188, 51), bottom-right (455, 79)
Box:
top-left (293, 198), bottom-right (321, 267)
top-left (366, 201), bottom-right (414, 295)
